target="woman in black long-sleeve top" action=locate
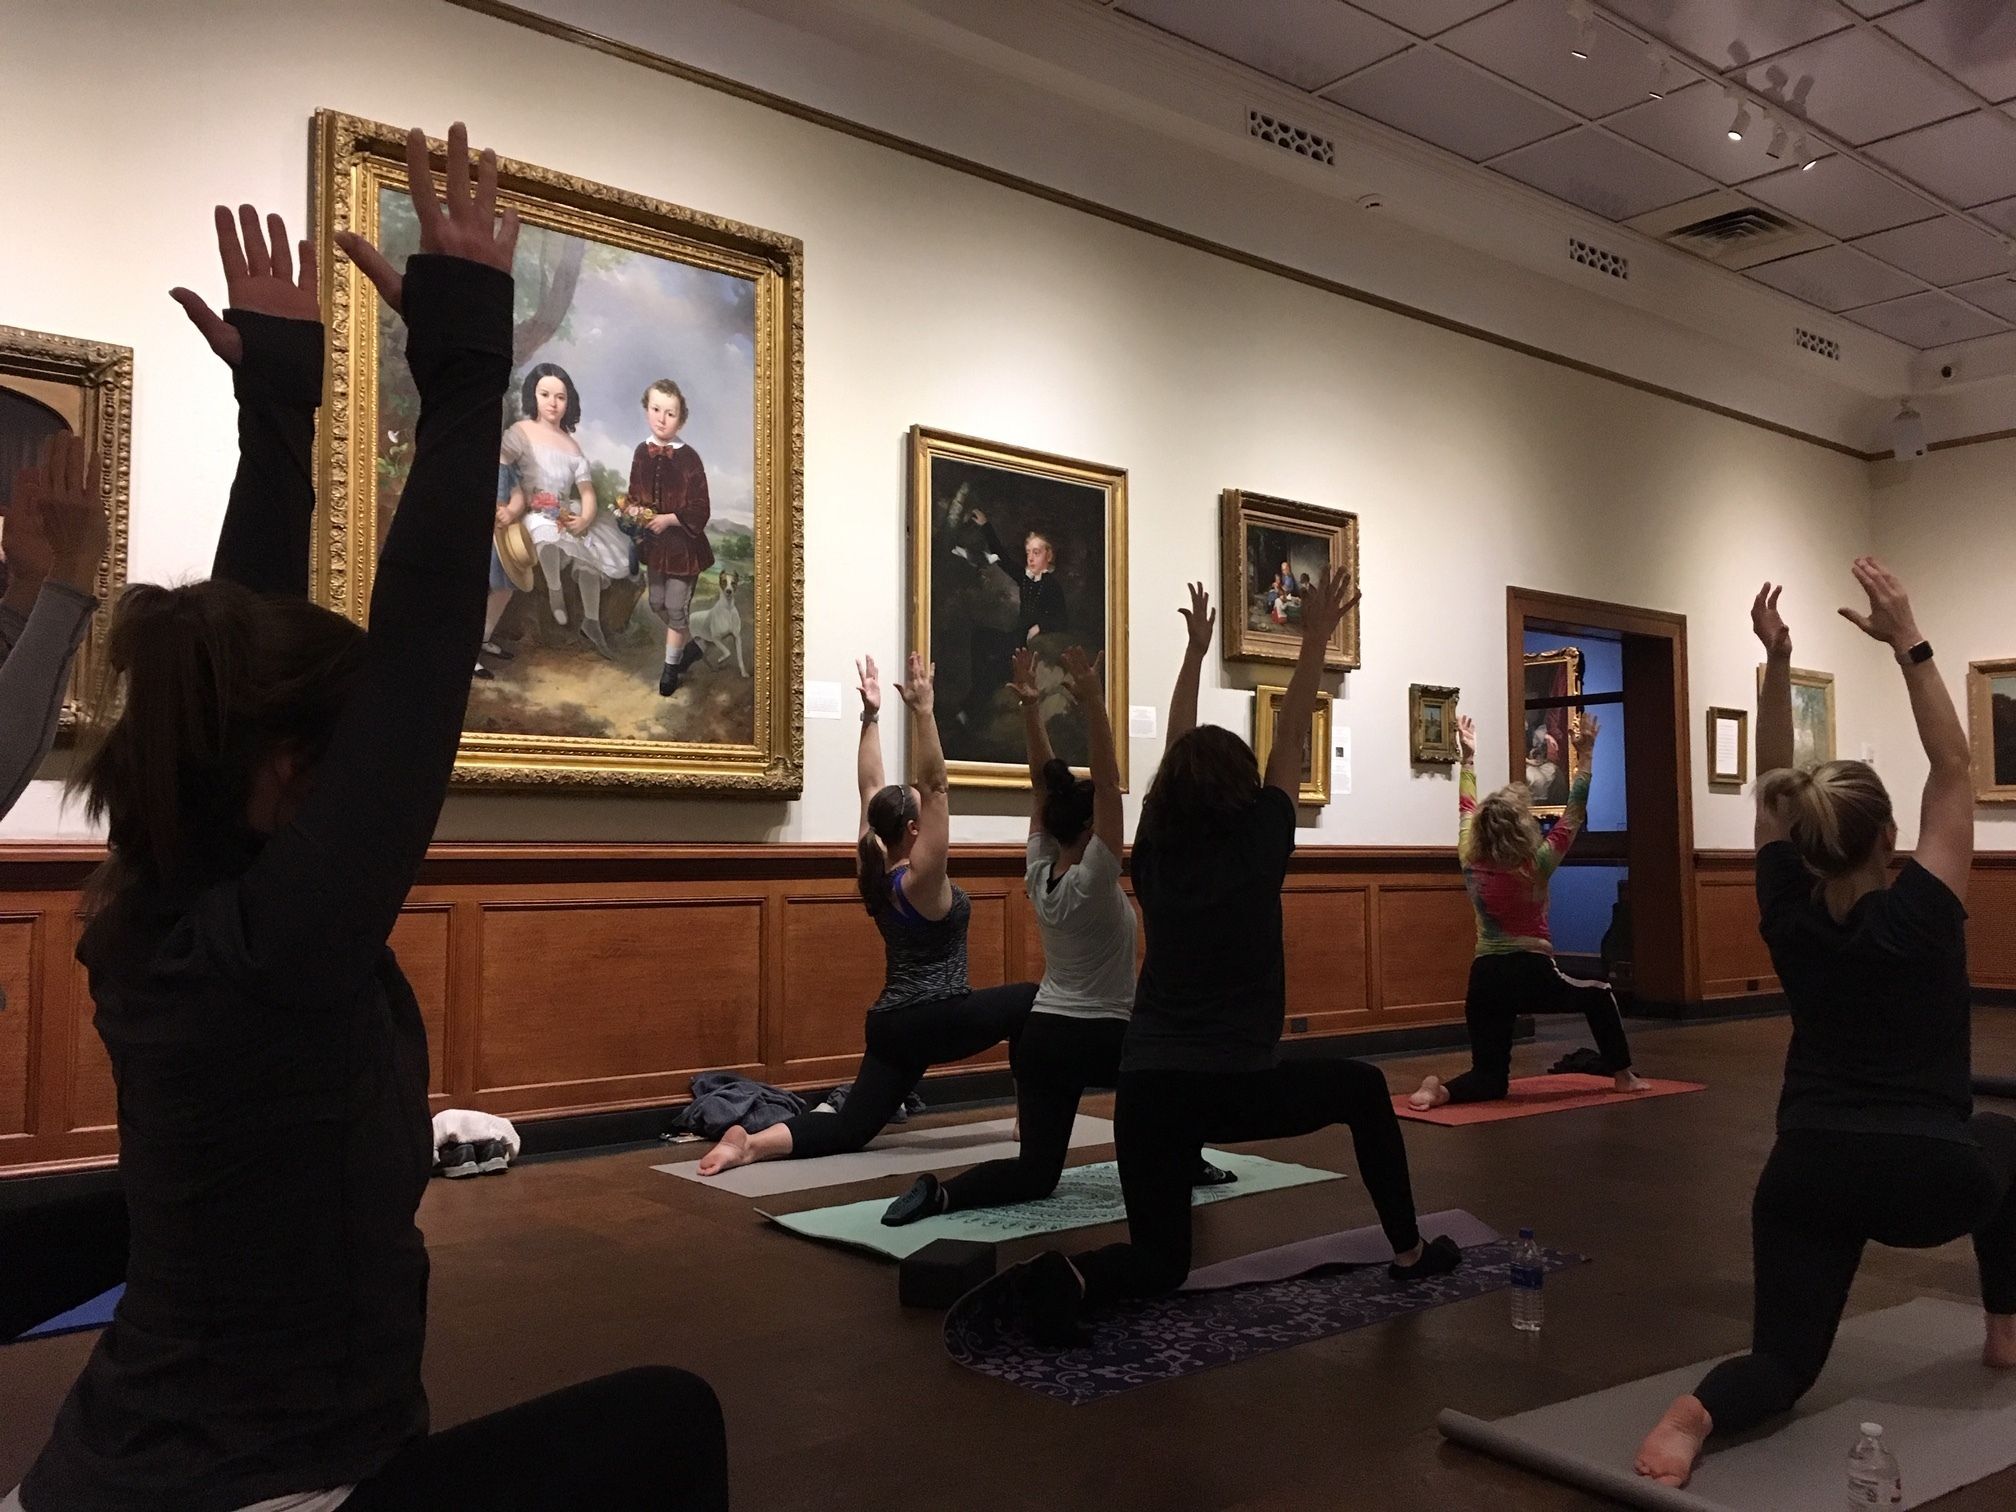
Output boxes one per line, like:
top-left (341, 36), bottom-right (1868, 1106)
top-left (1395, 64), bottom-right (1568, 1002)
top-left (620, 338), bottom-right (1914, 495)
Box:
top-left (7, 126), bottom-right (726, 1512)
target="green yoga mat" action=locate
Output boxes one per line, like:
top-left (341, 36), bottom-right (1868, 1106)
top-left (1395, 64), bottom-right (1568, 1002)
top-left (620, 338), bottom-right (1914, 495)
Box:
top-left (759, 1149), bottom-right (1342, 1259)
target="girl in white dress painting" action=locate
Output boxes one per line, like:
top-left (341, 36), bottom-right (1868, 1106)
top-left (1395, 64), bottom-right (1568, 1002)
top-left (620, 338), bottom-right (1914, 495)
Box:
top-left (499, 363), bottom-right (634, 658)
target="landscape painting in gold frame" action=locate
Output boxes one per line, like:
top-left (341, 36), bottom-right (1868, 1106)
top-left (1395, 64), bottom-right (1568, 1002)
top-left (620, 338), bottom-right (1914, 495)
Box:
top-left (1220, 489), bottom-right (1360, 672)
top-left (1253, 685), bottom-right (1332, 807)
top-left (1969, 657), bottom-right (2016, 804)
top-left (1410, 683), bottom-right (1460, 764)
top-left (1756, 664), bottom-right (1836, 769)
top-left (313, 110), bottom-right (803, 793)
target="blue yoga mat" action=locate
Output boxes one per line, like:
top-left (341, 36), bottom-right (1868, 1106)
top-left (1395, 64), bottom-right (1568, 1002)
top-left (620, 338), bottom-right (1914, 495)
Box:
top-left (14, 1285), bottom-right (122, 1343)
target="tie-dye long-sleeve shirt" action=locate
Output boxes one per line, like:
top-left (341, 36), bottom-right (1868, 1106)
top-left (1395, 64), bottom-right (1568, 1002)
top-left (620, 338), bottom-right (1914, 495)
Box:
top-left (1456, 764), bottom-right (1589, 956)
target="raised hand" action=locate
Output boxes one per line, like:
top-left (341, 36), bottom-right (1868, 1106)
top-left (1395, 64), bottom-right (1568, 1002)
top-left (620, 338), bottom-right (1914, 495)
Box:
top-left (896, 652), bottom-right (935, 712)
top-left (5, 433), bottom-right (106, 597)
top-left (1060, 646), bottom-right (1104, 707)
top-left (855, 654), bottom-right (882, 715)
top-left (1838, 556), bottom-right (1921, 650)
top-left (1300, 567), bottom-right (1360, 648)
top-left (1750, 582), bottom-right (1791, 658)
top-left (335, 122), bottom-right (521, 316)
top-left (1179, 582), bottom-right (1215, 656)
top-left (1005, 646), bottom-right (1041, 706)
top-left (170, 206), bottom-right (321, 366)
top-left (1573, 712), bottom-right (1600, 755)
top-left (1457, 713), bottom-right (1477, 761)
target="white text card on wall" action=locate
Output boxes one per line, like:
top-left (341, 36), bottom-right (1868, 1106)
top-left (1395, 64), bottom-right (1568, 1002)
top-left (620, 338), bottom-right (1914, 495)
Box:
top-left (806, 681), bottom-right (845, 720)
top-left (1715, 717), bottom-right (1740, 776)
top-left (1334, 727), bottom-right (1352, 796)
top-left (1130, 706), bottom-right (1158, 739)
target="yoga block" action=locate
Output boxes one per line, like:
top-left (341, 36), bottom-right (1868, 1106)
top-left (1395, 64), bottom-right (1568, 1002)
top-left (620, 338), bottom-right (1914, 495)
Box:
top-left (899, 1239), bottom-right (996, 1309)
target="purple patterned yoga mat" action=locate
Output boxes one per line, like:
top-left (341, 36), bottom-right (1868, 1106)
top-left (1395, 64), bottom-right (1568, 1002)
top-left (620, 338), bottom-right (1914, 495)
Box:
top-left (945, 1240), bottom-right (1586, 1404)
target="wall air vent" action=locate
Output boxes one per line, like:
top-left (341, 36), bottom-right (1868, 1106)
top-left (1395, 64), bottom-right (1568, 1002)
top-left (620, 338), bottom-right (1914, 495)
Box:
top-left (1247, 109), bottom-right (1335, 166)
top-left (1796, 328), bottom-right (1841, 362)
top-left (1568, 238), bottom-right (1629, 280)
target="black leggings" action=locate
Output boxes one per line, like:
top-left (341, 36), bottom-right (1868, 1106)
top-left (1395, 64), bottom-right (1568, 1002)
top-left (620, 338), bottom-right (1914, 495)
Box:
top-left (344, 1367), bottom-right (727, 1510)
top-left (782, 984), bottom-right (1037, 1160)
top-left (1073, 1059), bottom-right (1422, 1304)
top-left (1695, 1119), bottom-right (2016, 1434)
top-left (1443, 951), bottom-right (1633, 1104)
top-left (943, 1013), bottom-right (1126, 1212)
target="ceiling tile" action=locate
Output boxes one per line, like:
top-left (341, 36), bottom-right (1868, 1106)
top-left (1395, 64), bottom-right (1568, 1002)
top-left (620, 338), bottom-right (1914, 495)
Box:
top-left (1866, 112), bottom-right (2016, 206)
top-left (1733, 27), bottom-right (1976, 145)
top-left (1601, 0), bottom-right (1848, 70)
top-left (1949, 273), bottom-right (2016, 322)
top-left (1745, 155), bottom-right (1944, 238)
top-left (1744, 244), bottom-right (1924, 309)
top-left (1337, 0), bottom-right (1506, 39)
top-left (1880, 0), bottom-right (2016, 103)
top-left (1439, 0), bottom-right (1664, 119)
top-left (1490, 127), bottom-right (1715, 220)
top-left (1839, 1), bottom-right (1917, 15)
top-left (1117, 0), bottom-right (1410, 91)
top-left (1853, 215), bottom-right (2011, 284)
top-left (1974, 194), bottom-right (2016, 233)
top-left (1323, 47), bottom-right (1577, 161)
top-left (1607, 81), bottom-right (1806, 184)
top-left (1843, 289), bottom-right (2008, 345)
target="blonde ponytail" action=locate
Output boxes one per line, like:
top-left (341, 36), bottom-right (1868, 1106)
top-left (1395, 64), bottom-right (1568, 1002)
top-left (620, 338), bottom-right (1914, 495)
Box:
top-left (1760, 760), bottom-right (1892, 878)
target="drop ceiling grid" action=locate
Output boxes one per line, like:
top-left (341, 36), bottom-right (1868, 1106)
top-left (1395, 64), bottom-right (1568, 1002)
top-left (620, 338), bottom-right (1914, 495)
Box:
top-left (1103, 0), bottom-right (2016, 346)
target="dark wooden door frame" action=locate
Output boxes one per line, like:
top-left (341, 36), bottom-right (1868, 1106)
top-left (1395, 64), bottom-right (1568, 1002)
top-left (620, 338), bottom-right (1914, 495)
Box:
top-left (1506, 587), bottom-right (1701, 1010)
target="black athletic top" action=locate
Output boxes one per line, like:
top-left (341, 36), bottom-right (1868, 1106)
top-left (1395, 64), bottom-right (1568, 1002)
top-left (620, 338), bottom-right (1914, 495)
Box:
top-left (1758, 840), bottom-right (1974, 1143)
top-left (23, 256), bottom-right (512, 1512)
top-left (1124, 784), bottom-right (1297, 1074)
top-left (871, 867), bottom-right (972, 1012)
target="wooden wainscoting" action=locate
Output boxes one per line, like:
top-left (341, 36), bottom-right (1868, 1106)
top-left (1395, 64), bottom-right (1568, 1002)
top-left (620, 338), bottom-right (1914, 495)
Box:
top-left (0, 843), bottom-right (1474, 1177)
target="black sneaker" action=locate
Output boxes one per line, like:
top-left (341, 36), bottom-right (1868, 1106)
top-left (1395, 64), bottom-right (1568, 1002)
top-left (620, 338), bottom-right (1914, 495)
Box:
top-left (1191, 1158), bottom-right (1237, 1188)
top-left (1388, 1233), bottom-right (1463, 1283)
top-left (436, 1141), bottom-right (480, 1179)
top-left (882, 1173), bottom-right (946, 1227)
top-left (659, 662), bottom-right (680, 697)
top-left (475, 1138), bottom-right (511, 1175)
top-left (1016, 1251), bottom-right (1089, 1349)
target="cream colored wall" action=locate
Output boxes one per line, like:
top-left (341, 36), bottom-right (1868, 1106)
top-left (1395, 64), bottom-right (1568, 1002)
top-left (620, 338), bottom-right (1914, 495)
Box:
top-left (1869, 440), bottom-right (2016, 852)
top-left (0, 0), bottom-right (1889, 849)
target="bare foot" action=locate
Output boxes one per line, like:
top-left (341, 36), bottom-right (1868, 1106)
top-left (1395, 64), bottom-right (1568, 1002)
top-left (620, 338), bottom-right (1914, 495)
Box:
top-left (1615, 1071), bottom-right (1651, 1093)
top-left (696, 1126), bottom-right (752, 1176)
top-left (1408, 1076), bottom-right (1449, 1111)
top-left (1634, 1395), bottom-right (1711, 1488)
top-left (1985, 1313), bottom-right (2016, 1368)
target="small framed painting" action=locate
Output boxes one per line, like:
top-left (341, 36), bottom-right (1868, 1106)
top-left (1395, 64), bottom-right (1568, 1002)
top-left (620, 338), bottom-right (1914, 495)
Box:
top-left (1969, 658), bottom-right (2016, 804)
top-left (1706, 705), bottom-right (1749, 787)
top-left (1410, 684), bottom-right (1460, 764)
top-left (1220, 489), bottom-right (1360, 671)
top-left (1756, 664), bottom-right (1835, 768)
top-left (1522, 646), bottom-right (1584, 817)
top-left (1253, 685), bottom-right (1332, 807)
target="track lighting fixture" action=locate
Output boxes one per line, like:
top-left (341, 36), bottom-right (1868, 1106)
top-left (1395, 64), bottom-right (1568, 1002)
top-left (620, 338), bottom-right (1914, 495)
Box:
top-left (1766, 120), bottom-right (1788, 160)
top-left (1726, 100), bottom-right (1751, 142)
top-left (1646, 52), bottom-right (1678, 99)
top-left (1566, 0), bottom-right (1594, 59)
top-left (1795, 135), bottom-right (1821, 170)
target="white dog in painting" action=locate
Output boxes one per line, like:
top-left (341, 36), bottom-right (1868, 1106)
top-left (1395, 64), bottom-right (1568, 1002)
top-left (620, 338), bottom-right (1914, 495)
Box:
top-left (692, 571), bottom-right (747, 678)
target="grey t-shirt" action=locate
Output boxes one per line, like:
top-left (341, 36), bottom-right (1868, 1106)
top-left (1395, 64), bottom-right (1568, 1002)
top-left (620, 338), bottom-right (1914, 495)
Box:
top-left (1026, 834), bottom-right (1136, 1021)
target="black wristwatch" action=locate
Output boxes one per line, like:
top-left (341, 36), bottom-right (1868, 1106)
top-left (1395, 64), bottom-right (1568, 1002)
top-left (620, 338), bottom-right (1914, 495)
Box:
top-left (1898, 640), bottom-right (1934, 666)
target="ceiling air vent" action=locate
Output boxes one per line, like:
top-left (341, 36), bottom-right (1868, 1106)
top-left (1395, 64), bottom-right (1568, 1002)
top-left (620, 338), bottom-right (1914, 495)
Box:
top-left (1796, 328), bottom-right (1841, 362)
top-left (1569, 238), bottom-right (1629, 280)
top-left (1626, 191), bottom-right (1827, 270)
top-left (1247, 109), bottom-right (1335, 166)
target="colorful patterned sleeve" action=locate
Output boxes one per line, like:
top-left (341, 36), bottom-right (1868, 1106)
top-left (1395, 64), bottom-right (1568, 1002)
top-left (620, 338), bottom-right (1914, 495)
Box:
top-left (1539, 770), bottom-right (1592, 876)
top-left (1457, 763), bottom-right (1478, 859)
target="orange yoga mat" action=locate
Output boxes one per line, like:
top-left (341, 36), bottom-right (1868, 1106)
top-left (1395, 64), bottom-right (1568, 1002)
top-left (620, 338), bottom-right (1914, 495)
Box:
top-left (1393, 1073), bottom-right (1706, 1126)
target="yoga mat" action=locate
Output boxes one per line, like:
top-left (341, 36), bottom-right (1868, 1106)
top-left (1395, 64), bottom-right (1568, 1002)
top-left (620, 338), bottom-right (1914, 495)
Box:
top-left (654, 1114), bottom-right (1113, 1198)
top-left (1396, 1074), bottom-right (1705, 1126)
top-left (761, 1149), bottom-right (1338, 1260)
top-left (946, 1235), bottom-right (1585, 1403)
top-left (11, 1285), bottom-right (121, 1344)
top-left (1438, 1298), bottom-right (2016, 1511)
top-left (1181, 1208), bottom-right (1500, 1291)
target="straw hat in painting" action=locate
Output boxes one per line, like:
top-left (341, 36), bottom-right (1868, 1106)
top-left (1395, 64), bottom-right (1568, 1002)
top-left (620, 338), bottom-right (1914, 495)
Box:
top-left (495, 519), bottom-right (537, 593)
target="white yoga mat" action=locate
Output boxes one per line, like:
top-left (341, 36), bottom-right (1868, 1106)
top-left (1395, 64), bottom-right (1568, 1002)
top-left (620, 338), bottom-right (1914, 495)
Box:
top-left (1439, 1298), bottom-right (2016, 1510)
top-left (654, 1114), bottom-right (1115, 1198)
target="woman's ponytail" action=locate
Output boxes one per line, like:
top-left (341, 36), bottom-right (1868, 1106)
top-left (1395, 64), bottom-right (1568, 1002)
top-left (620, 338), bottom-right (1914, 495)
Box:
top-left (1039, 757), bottom-right (1095, 845)
top-left (856, 784), bottom-right (920, 914)
top-left (1759, 760), bottom-right (1892, 879)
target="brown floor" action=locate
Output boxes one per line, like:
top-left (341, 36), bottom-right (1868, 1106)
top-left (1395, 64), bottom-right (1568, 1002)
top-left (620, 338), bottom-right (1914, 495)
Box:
top-left (5, 1012), bottom-right (2015, 1510)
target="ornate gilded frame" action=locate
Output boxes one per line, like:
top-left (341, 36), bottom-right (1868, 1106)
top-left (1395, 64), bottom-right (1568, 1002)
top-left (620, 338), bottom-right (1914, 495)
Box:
top-left (311, 110), bottom-right (803, 793)
top-left (1219, 489), bottom-right (1360, 672)
top-left (1253, 685), bottom-right (1332, 806)
top-left (0, 325), bottom-right (132, 730)
top-left (1521, 646), bottom-right (1584, 819)
top-left (907, 427), bottom-right (1129, 791)
top-left (1410, 683), bottom-right (1460, 764)
top-left (1968, 657), bottom-right (2016, 804)
top-left (1756, 663), bottom-right (1836, 768)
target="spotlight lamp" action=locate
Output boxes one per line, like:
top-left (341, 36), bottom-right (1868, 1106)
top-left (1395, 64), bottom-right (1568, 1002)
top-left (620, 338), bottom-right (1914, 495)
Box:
top-left (1566, 0), bottom-right (1594, 59)
top-left (1796, 136), bottom-right (1821, 170)
top-left (1766, 120), bottom-right (1788, 159)
top-left (1647, 52), bottom-right (1678, 99)
top-left (1727, 100), bottom-right (1751, 142)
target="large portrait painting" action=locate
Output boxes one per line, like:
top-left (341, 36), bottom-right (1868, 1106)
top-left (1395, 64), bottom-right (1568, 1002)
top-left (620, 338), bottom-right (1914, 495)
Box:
top-left (1220, 489), bottom-right (1360, 671)
top-left (313, 111), bottom-right (802, 793)
top-left (1969, 658), bottom-right (2016, 803)
top-left (910, 428), bottom-right (1127, 789)
top-left (0, 324), bottom-right (131, 728)
top-left (1521, 647), bottom-right (1583, 817)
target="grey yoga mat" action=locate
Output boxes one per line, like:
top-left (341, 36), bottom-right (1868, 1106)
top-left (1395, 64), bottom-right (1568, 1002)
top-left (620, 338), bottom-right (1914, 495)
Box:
top-left (1182, 1208), bottom-right (1501, 1291)
top-left (1438, 1298), bottom-right (2016, 1511)
top-left (654, 1114), bottom-right (1114, 1198)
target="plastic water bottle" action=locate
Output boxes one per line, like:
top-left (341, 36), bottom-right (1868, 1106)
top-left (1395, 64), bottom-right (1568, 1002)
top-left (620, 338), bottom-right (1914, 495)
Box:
top-left (1846, 1422), bottom-right (1901, 1509)
top-left (1510, 1227), bottom-right (1544, 1333)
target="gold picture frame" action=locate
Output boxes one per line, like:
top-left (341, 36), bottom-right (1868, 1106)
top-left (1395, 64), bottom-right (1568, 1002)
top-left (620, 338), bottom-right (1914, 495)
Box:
top-left (908, 426), bottom-right (1128, 790)
top-left (1253, 685), bottom-right (1332, 806)
top-left (1756, 664), bottom-right (1836, 768)
top-left (1969, 657), bottom-right (2016, 804)
top-left (1706, 705), bottom-right (1750, 787)
top-left (1409, 684), bottom-right (1460, 764)
top-left (0, 324), bottom-right (132, 730)
top-left (1520, 646), bottom-right (1583, 819)
top-left (312, 109), bottom-right (804, 794)
top-left (1220, 489), bottom-right (1360, 671)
